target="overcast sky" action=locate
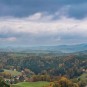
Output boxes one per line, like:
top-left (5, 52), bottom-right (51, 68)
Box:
top-left (0, 0), bottom-right (87, 46)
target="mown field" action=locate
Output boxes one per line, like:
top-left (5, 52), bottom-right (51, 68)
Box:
top-left (11, 81), bottom-right (49, 87)
top-left (78, 72), bottom-right (87, 81)
top-left (4, 69), bottom-right (21, 76)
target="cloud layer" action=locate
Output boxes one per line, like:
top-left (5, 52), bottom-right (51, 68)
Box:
top-left (0, 0), bottom-right (87, 46)
top-left (0, 12), bottom-right (87, 46)
top-left (0, 0), bottom-right (87, 19)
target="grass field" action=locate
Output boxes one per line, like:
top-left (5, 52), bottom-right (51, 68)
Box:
top-left (11, 81), bottom-right (49, 87)
top-left (78, 73), bottom-right (87, 81)
top-left (4, 69), bottom-right (21, 76)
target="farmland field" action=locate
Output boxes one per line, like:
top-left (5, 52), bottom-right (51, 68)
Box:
top-left (4, 69), bottom-right (21, 76)
top-left (11, 81), bottom-right (49, 87)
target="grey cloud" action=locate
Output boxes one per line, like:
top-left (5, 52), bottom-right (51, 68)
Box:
top-left (0, 29), bottom-right (86, 46)
top-left (68, 3), bottom-right (87, 19)
top-left (0, 0), bottom-right (87, 19)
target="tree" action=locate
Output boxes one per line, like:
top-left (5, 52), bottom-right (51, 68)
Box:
top-left (47, 77), bottom-right (79, 87)
top-left (0, 77), bottom-right (10, 87)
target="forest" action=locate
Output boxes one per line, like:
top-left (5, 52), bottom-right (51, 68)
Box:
top-left (0, 50), bottom-right (87, 87)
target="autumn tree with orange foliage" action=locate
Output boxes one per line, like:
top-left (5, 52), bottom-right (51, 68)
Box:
top-left (46, 77), bottom-right (79, 87)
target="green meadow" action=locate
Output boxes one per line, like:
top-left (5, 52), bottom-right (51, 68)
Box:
top-left (11, 81), bottom-right (49, 87)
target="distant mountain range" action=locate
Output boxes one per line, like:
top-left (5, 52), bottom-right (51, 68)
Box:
top-left (0, 44), bottom-right (87, 53)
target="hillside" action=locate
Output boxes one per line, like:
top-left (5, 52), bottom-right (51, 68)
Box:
top-left (1, 44), bottom-right (87, 53)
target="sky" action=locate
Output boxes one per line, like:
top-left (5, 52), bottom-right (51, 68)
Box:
top-left (0, 0), bottom-right (87, 46)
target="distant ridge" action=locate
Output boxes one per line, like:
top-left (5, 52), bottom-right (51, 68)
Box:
top-left (0, 44), bottom-right (87, 53)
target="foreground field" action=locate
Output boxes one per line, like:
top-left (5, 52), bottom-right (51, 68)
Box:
top-left (11, 81), bottom-right (49, 87)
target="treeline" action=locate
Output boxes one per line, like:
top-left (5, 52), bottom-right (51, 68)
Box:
top-left (46, 77), bottom-right (84, 87)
